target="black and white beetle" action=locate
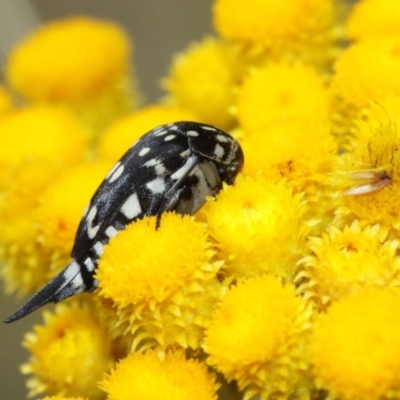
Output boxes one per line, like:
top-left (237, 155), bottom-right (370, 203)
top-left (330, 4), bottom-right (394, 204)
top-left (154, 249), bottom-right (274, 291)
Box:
top-left (5, 121), bottom-right (244, 323)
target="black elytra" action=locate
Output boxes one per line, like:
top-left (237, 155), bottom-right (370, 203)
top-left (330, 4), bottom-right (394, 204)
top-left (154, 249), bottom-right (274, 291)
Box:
top-left (4, 121), bottom-right (244, 323)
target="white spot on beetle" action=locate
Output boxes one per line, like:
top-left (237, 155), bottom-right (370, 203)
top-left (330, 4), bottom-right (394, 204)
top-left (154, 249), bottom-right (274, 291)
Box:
top-left (186, 130), bottom-right (199, 137)
top-left (84, 258), bottom-right (95, 272)
top-left (201, 125), bottom-right (217, 131)
top-left (121, 192), bottom-right (142, 219)
top-left (106, 162), bottom-right (120, 179)
top-left (87, 225), bottom-right (99, 239)
top-left (64, 260), bottom-right (80, 281)
top-left (216, 134), bottom-right (229, 142)
top-left (105, 226), bottom-right (118, 238)
top-left (154, 129), bottom-right (168, 136)
top-left (139, 147), bottom-right (151, 156)
top-left (164, 134), bottom-right (177, 141)
top-left (93, 241), bottom-right (104, 256)
top-left (214, 144), bottom-right (225, 159)
top-left (144, 158), bottom-right (167, 175)
top-left (109, 164), bottom-right (125, 183)
top-left (86, 206), bottom-right (100, 239)
top-left (146, 177), bottom-right (166, 194)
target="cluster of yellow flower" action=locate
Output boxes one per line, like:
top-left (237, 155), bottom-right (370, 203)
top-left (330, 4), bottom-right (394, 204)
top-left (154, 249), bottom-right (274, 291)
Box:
top-left (2, 0), bottom-right (400, 399)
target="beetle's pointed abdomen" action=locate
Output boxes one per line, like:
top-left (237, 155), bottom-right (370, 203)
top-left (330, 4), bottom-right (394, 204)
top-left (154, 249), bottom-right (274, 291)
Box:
top-left (4, 260), bottom-right (87, 323)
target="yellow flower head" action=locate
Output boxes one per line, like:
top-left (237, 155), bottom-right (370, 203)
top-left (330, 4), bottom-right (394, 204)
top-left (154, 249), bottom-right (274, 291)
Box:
top-left (213, 0), bottom-right (339, 68)
top-left (21, 301), bottom-right (116, 399)
top-left (37, 161), bottom-right (112, 274)
top-left (0, 105), bottom-right (88, 183)
top-left (336, 102), bottom-right (400, 228)
top-left (96, 213), bottom-right (224, 352)
top-left (6, 17), bottom-right (138, 132)
top-left (37, 162), bottom-right (112, 254)
top-left (236, 63), bottom-right (331, 133)
top-left (243, 118), bottom-right (336, 190)
top-left (0, 160), bottom-right (64, 295)
top-left (163, 37), bottom-right (244, 130)
top-left (7, 17), bottom-right (130, 102)
top-left (204, 275), bottom-right (313, 400)
top-left (205, 175), bottom-right (307, 282)
top-left (332, 36), bottom-right (400, 112)
top-left (0, 161), bottom-right (111, 296)
top-left (312, 288), bottom-right (400, 400)
top-left (298, 220), bottom-right (400, 310)
top-left (0, 84), bottom-right (13, 116)
top-left (100, 350), bottom-right (218, 400)
top-left (98, 104), bottom-right (198, 162)
top-left (346, 0), bottom-right (400, 40)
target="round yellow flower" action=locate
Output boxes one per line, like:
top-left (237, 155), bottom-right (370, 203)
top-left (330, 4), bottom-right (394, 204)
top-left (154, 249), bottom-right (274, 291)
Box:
top-left (347, 0), bottom-right (400, 40)
top-left (205, 175), bottom-right (307, 282)
top-left (37, 161), bottom-right (113, 276)
top-left (100, 350), bottom-right (219, 400)
top-left (21, 301), bottom-right (116, 399)
top-left (163, 37), bottom-right (244, 130)
top-left (0, 105), bottom-right (88, 183)
top-left (7, 17), bottom-right (130, 102)
top-left (6, 17), bottom-right (138, 132)
top-left (0, 161), bottom-right (112, 296)
top-left (312, 288), bottom-right (400, 400)
top-left (96, 213), bottom-right (224, 352)
top-left (236, 63), bottom-right (331, 133)
top-left (243, 118), bottom-right (336, 189)
top-left (332, 36), bottom-right (400, 112)
top-left (298, 220), bottom-right (400, 310)
top-left (0, 160), bottom-right (64, 295)
top-left (97, 104), bottom-right (198, 162)
top-left (213, 0), bottom-right (340, 69)
top-left (242, 118), bottom-right (337, 235)
top-left (204, 275), bottom-right (313, 400)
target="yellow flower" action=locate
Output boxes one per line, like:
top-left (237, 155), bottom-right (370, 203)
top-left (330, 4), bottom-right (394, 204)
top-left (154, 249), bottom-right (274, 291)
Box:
top-left (242, 118), bottom-right (337, 235)
top-left (346, 0), bottom-right (400, 40)
top-left (100, 350), bottom-right (219, 400)
top-left (21, 301), bottom-right (116, 399)
top-left (213, 0), bottom-right (340, 69)
top-left (0, 160), bottom-right (64, 295)
top-left (0, 84), bottom-right (13, 116)
top-left (6, 17), bottom-right (138, 132)
top-left (96, 213), bottom-right (224, 353)
top-left (97, 104), bottom-right (198, 162)
top-left (243, 118), bottom-right (336, 190)
top-left (236, 63), bottom-right (331, 133)
top-left (335, 102), bottom-right (400, 228)
top-left (0, 105), bottom-right (88, 183)
top-left (297, 220), bottom-right (400, 310)
top-left (332, 36), bottom-right (400, 119)
top-left (37, 161), bottom-right (112, 258)
top-left (0, 161), bottom-right (111, 296)
top-left (204, 275), bottom-right (313, 400)
top-left (163, 37), bottom-right (244, 130)
top-left (205, 175), bottom-right (307, 282)
top-left (312, 288), bottom-right (400, 400)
